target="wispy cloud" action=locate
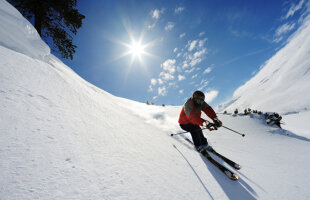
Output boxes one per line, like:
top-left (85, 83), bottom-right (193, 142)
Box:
top-left (199, 32), bottom-right (205, 37)
top-left (158, 79), bottom-right (164, 85)
top-left (151, 78), bottom-right (157, 85)
top-left (274, 23), bottom-right (295, 43)
top-left (151, 8), bottom-right (164, 20)
top-left (179, 89), bottom-right (184, 94)
top-left (284, 0), bottom-right (305, 19)
top-left (175, 7), bottom-right (185, 14)
top-left (178, 75), bottom-right (186, 81)
top-left (158, 86), bottom-right (168, 96)
top-left (187, 40), bottom-right (198, 51)
top-left (203, 66), bottom-right (212, 74)
top-left (165, 22), bottom-right (175, 31)
top-left (148, 8), bottom-right (165, 30)
top-left (198, 80), bottom-right (209, 91)
top-left (173, 48), bottom-right (178, 53)
top-left (192, 74), bottom-right (198, 79)
top-left (179, 33), bottom-right (186, 38)
top-left (159, 72), bottom-right (174, 81)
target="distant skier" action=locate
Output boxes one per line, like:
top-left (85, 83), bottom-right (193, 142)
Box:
top-left (178, 90), bottom-right (222, 152)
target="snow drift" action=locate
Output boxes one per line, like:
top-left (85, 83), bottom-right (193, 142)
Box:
top-left (0, 0), bottom-right (50, 60)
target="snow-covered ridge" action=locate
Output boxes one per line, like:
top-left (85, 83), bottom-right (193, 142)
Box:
top-left (218, 14), bottom-right (310, 115)
top-left (0, 0), bottom-right (50, 60)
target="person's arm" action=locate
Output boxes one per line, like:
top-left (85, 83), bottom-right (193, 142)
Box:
top-left (202, 102), bottom-right (222, 127)
top-left (202, 102), bottom-right (217, 120)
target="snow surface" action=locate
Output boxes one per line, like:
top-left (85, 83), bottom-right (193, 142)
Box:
top-left (0, 0), bottom-right (50, 60)
top-left (1, 1), bottom-right (310, 200)
top-left (282, 111), bottom-right (310, 139)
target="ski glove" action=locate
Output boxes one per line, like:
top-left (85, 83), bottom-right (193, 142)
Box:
top-left (203, 121), bottom-right (218, 131)
top-left (213, 117), bottom-right (222, 128)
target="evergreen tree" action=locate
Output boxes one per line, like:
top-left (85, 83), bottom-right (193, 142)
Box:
top-left (10, 0), bottom-right (85, 60)
top-left (234, 109), bottom-right (238, 115)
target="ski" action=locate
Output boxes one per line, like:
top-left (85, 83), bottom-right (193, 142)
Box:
top-left (185, 138), bottom-right (241, 170)
top-left (184, 138), bottom-right (239, 181)
top-left (207, 149), bottom-right (242, 170)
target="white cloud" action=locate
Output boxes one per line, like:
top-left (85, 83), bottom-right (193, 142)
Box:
top-left (188, 40), bottom-right (198, 51)
top-left (177, 52), bottom-right (182, 57)
top-left (182, 61), bottom-right (189, 69)
top-left (174, 48), bottom-right (178, 53)
top-left (273, 36), bottom-right (283, 43)
top-left (153, 96), bottom-right (158, 100)
top-left (198, 80), bottom-right (209, 91)
top-left (148, 85), bottom-right (153, 92)
top-left (158, 79), bottom-right (164, 85)
top-left (284, 0), bottom-right (305, 19)
top-left (192, 74), bottom-right (198, 79)
top-left (178, 75), bottom-right (186, 81)
top-left (175, 7), bottom-right (185, 14)
top-left (274, 23), bottom-right (296, 43)
top-left (148, 23), bottom-right (156, 30)
top-left (151, 78), bottom-right (157, 85)
top-left (199, 32), bottom-right (205, 37)
top-left (158, 87), bottom-right (168, 96)
top-left (275, 23), bottom-right (296, 36)
top-left (148, 8), bottom-right (164, 30)
top-left (161, 59), bottom-right (176, 74)
top-left (203, 67), bottom-right (212, 74)
top-left (185, 67), bottom-right (195, 73)
top-left (190, 58), bottom-right (202, 67)
top-left (160, 72), bottom-right (174, 81)
top-left (204, 90), bottom-right (219, 103)
top-left (168, 82), bottom-right (176, 87)
top-left (179, 89), bottom-right (184, 94)
top-left (179, 33), bottom-right (186, 38)
top-left (165, 22), bottom-right (175, 31)
top-left (151, 8), bottom-right (164, 20)
top-left (193, 48), bottom-right (207, 58)
top-left (198, 38), bottom-right (208, 47)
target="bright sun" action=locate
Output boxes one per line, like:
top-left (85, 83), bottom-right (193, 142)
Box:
top-left (130, 41), bottom-right (144, 57)
top-left (115, 31), bottom-right (156, 67)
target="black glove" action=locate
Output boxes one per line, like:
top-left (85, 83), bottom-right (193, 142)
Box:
top-left (203, 121), bottom-right (217, 131)
top-left (213, 117), bottom-right (222, 128)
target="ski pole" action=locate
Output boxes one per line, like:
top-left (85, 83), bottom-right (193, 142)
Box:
top-left (170, 127), bottom-right (209, 137)
top-left (222, 125), bottom-right (245, 137)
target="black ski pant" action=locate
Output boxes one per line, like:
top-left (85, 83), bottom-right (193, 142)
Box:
top-left (180, 124), bottom-right (208, 147)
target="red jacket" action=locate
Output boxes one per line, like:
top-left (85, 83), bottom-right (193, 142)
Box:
top-left (178, 98), bottom-right (217, 126)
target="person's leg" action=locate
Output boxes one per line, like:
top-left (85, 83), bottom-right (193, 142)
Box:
top-left (180, 124), bottom-right (208, 147)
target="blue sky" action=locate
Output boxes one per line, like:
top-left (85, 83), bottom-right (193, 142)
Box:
top-left (59, 0), bottom-right (308, 107)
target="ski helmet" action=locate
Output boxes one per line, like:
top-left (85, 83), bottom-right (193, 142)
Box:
top-left (192, 90), bottom-right (205, 100)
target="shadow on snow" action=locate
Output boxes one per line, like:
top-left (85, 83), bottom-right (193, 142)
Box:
top-left (173, 144), bottom-right (259, 200)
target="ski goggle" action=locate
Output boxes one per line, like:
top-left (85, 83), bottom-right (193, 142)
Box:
top-left (195, 98), bottom-right (204, 105)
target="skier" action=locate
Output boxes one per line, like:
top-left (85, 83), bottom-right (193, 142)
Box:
top-left (178, 90), bottom-right (222, 152)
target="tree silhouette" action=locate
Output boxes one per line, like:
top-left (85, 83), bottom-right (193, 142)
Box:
top-left (10, 0), bottom-right (85, 60)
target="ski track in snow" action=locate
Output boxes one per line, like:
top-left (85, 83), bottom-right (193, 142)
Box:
top-left (1, 1), bottom-right (310, 199)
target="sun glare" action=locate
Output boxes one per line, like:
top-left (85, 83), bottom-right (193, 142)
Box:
top-left (113, 29), bottom-right (157, 68)
top-left (130, 41), bottom-right (144, 57)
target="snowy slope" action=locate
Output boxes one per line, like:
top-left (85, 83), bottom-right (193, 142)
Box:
top-left (0, 0), bottom-right (50, 60)
top-left (218, 14), bottom-right (310, 115)
top-left (1, 1), bottom-right (310, 200)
